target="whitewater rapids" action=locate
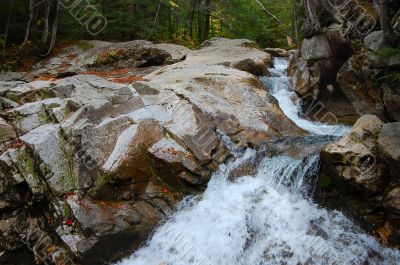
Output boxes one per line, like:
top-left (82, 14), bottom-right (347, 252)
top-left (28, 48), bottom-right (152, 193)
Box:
top-left (116, 59), bottom-right (400, 265)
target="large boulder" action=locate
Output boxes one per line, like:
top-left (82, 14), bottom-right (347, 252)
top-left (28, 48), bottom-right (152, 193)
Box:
top-left (302, 0), bottom-right (400, 247)
top-left (337, 51), bottom-right (400, 122)
top-left (318, 116), bottom-right (400, 245)
top-left (290, 56), bottom-right (359, 124)
top-left (292, 57), bottom-right (316, 97)
top-left (195, 38), bottom-right (272, 76)
top-left (382, 83), bottom-right (400, 122)
top-left (302, 0), bottom-right (378, 39)
top-left (321, 115), bottom-right (385, 195)
top-left (32, 40), bottom-right (191, 77)
top-left (301, 34), bottom-right (332, 61)
top-left (291, 22), bottom-right (359, 124)
top-left (293, 0), bottom-right (385, 124)
top-left (378, 122), bottom-right (400, 176)
top-left (0, 38), bottom-right (305, 264)
top-left (337, 54), bottom-right (385, 118)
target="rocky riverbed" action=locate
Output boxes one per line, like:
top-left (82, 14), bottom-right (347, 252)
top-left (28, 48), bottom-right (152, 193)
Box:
top-left (1, 1), bottom-right (400, 261)
top-left (0, 38), bottom-right (307, 264)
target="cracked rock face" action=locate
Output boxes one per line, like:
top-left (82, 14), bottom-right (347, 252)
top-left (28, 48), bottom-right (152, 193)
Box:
top-left (321, 115), bottom-right (386, 195)
top-left (318, 115), bottom-right (400, 244)
top-left (0, 38), bottom-right (304, 264)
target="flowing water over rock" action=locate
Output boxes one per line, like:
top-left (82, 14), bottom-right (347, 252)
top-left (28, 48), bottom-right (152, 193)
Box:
top-left (116, 59), bottom-right (400, 265)
top-left (262, 58), bottom-right (351, 137)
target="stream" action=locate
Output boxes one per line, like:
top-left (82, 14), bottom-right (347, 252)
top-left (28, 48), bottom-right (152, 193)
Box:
top-left (116, 59), bottom-right (400, 265)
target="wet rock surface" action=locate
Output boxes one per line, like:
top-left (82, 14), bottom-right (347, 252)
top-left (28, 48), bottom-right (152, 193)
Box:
top-left (318, 115), bottom-right (400, 246)
top-left (297, 0), bottom-right (400, 247)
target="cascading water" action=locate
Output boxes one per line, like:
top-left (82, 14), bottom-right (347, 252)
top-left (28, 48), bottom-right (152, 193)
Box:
top-left (262, 58), bottom-right (351, 137)
top-left (116, 59), bottom-right (400, 265)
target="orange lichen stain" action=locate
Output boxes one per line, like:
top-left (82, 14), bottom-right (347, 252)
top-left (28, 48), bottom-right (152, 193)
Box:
top-left (66, 53), bottom-right (79, 60)
top-left (47, 244), bottom-right (58, 255)
top-left (52, 40), bottom-right (79, 55)
top-left (7, 139), bottom-right (25, 150)
top-left (84, 67), bottom-right (131, 77)
top-left (17, 58), bottom-right (37, 72)
top-left (35, 73), bottom-right (57, 81)
top-left (83, 68), bottom-right (149, 84)
top-left (58, 63), bottom-right (72, 71)
top-left (79, 201), bottom-right (94, 213)
top-left (166, 147), bottom-right (180, 155)
top-left (111, 75), bottom-right (147, 84)
top-left (93, 199), bottom-right (125, 210)
top-left (65, 192), bottom-right (76, 199)
top-left (375, 225), bottom-right (392, 246)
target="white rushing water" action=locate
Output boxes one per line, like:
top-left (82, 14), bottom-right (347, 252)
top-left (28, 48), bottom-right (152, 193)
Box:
top-left (262, 58), bottom-right (351, 137)
top-left (116, 58), bottom-right (400, 265)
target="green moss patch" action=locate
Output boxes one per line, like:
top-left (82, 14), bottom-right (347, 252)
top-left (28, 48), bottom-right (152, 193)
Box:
top-left (76, 41), bottom-right (95, 51)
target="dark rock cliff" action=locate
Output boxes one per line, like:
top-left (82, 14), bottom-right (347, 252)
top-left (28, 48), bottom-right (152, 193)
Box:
top-left (291, 0), bottom-right (400, 124)
top-left (301, 0), bottom-right (400, 247)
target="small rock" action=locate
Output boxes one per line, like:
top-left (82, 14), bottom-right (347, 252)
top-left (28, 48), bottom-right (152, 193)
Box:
top-left (231, 58), bottom-right (269, 76)
top-left (301, 34), bottom-right (332, 61)
top-left (384, 188), bottom-right (400, 216)
top-left (263, 48), bottom-right (288, 57)
top-left (364, 31), bottom-right (386, 52)
top-left (378, 122), bottom-right (400, 162)
top-left (0, 118), bottom-right (16, 143)
top-left (351, 114), bottom-right (384, 141)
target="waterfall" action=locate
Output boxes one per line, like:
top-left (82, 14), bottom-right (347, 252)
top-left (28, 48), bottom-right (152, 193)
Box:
top-left (117, 152), bottom-right (400, 265)
top-left (116, 58), bottom-right (400, 265)
top-left (262, 58), bottom-right (351, 137)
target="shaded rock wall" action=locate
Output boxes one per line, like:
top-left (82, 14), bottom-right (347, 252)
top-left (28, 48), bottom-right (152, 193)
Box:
top-left (299, 0), bottom-right (400, 248)
top-left (318, 115), bottom-right (400, 247)
top-left (291, 0), bottom-right (400, 124)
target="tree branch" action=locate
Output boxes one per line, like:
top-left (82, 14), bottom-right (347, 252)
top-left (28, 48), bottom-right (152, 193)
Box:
top-left (254, 0), bottom-right (291, 37)
top-left (148, 0), bottom-right (162, 40)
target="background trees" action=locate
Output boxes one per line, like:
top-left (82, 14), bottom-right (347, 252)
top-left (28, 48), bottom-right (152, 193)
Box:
top-left (0, 0), bottom-right (301, 45)
top-left (0, 0), bottom-right (302, 59)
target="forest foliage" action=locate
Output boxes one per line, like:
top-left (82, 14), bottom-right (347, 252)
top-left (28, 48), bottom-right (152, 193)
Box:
top-left (0, 0), bottom-right (304, 70)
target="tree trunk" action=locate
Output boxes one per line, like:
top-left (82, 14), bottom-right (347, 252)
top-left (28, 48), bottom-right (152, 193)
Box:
top-left (374, 0), bottom-right (394, 45)
top-left (3, 0), bottom-right (14, 59)
top-left (188, 0), bottom-right (196, 39)
top-left (42, 2), bottom-right (51, 49)
top-left (41, 0), bottom-right (60, 56)
top-left (394, 16), bottom-right (400, 36)
top-left (175, 14), bottom-right (179, 38)
top-left (291, 0), bottom-right (299, 45)
top-left (20, 0), bottom-right (35, 53)
top-left (204, 0), bottom-right (211, 40)
top-left (197, 0), bottom-right (203, 41)
top-left (148, 0), bottom-right (162, 40)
